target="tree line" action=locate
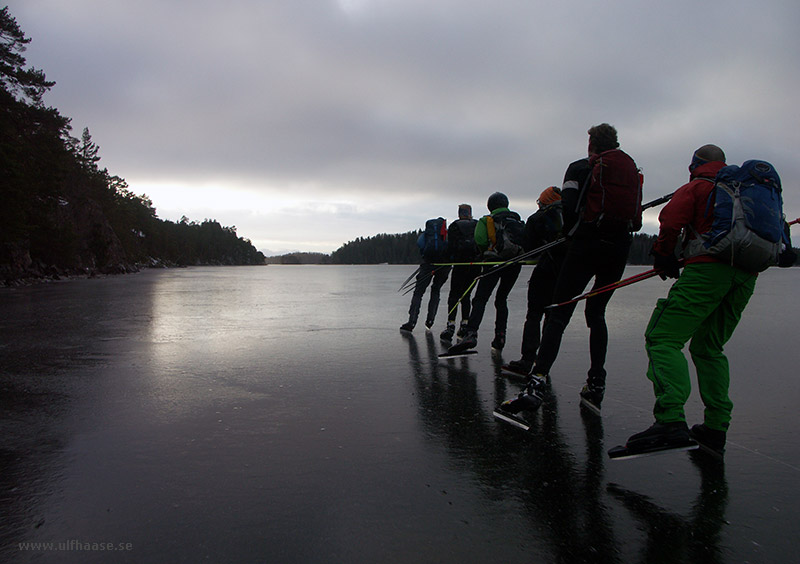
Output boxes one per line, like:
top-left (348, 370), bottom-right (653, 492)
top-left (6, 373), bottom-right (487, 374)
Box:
top-left (263, 232), bottom-right (422, 265)
top-left (268, 216), bottom-right (799, 267)
top-left (0, 7), bottom-right (264, 285)
top-left (264, 231), bottom-right (661, 265)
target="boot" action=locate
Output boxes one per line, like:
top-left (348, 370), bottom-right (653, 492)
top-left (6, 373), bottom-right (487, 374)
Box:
top-left (689, 423), bottom-right (726, 457)
top-left (497, 390), bottom-right (543, 414)
top-left (502, 358), bottom-right (533, 377)
top-left (447, 330), bottom-right (477, 354)
top-left (579, 383), bottom-right (605, 415)
top-left (626, 421), bottom-right (693, 452)
top-left (491, 331), bottom-right (506, 351)
top-left (439, 322), bottom-right (456, 341)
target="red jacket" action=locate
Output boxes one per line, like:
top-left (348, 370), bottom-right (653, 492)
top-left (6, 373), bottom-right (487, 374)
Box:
top-left (653, 161), bottom-right (726, 264)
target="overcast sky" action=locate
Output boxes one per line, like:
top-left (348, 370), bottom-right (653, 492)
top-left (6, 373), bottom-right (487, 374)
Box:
top-left (8, 0), bottom-right (800, 255)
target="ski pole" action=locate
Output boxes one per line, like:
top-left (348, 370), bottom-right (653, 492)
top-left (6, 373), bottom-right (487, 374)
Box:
top-left (471, 191), bottom-right (677, 282)
top-left (445, 256), bottom-right (540, 317)
top-left (444, 255), bottom-right (540, 318)
top-left (789, 217), bottom-right (800, 227)
top-left (398, 266), bottom-right (421, 292)
top-left (473, 237), bottom-right (567, 281)
top-left (545, 264), bottom-right (680, 310)
top-left (401, 264), bottom-right (444, 295)
top-left (642, 192), bottom-right (675, 211)
top-left (545, 269), bottom-right (659, 309)
top-left (401, 265), bottom-right (448, 296)
top-left (434, 260), bottom-right (538, 266)
top-left (447, 278), bottom-right (478, 317)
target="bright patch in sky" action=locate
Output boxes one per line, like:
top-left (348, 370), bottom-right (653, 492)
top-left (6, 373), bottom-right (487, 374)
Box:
top-left (337, 0), bottom-right (370, 14)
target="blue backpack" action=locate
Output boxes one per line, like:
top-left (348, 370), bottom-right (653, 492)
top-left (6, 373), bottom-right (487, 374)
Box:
top-left (685, 160), bottom-right (785, 272)
top-left (420, 217), bottom-right (448, 260)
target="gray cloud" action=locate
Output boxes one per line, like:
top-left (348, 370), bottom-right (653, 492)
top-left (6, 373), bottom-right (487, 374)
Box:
top-left (8, 0), bottom-right (800, 253)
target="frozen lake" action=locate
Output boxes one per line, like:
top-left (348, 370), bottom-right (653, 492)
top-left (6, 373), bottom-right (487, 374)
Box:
top-left (1, 265), bottom-right (799, 563)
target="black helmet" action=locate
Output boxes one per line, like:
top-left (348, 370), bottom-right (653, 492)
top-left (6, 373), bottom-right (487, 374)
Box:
top-left (487, 192), bottom-right (508, 211)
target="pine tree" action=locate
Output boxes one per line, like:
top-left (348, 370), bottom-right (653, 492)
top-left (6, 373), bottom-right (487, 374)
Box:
top-left (0, 6), bottom-right (55, 106)
top-left (76, 127), bottom-right (101, 172)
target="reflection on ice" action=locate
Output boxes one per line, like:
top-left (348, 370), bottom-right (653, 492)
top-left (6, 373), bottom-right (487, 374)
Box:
top-left (0, 265), bottom-right (798, 563)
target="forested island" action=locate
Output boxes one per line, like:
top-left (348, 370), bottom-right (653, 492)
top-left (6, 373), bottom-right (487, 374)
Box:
top-left (1, 7), bottom-right (265, 285)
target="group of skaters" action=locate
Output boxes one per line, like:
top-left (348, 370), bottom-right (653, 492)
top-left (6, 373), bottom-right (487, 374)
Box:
top-left (401, 123), bottom-right (797, 459)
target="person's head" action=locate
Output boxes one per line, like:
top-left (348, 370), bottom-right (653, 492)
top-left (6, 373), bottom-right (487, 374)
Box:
top-left (487, 192), bottom-right (509, 212)
top-left (458, 204), bottom-right (473, 220)
top-left (689, 144), bottom-right (726, 173)
top-left (537, 186), bottom-right (561, 208)
top-left (587, 123), bottom-right (619, 155)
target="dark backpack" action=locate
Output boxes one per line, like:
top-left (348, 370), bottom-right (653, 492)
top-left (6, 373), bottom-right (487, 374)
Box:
top-left (685, 160), bottom-right (785, 272)
top-left (451, 219), bottom-right (478, 261)
top-left (581, 149), bottom-right (643, 232)
top-left (421, 217), bottom-right (448, 260)
top-left (525, 202), bottom-right (563, 249)
top-left (486, 211), bottom-right (525, 259)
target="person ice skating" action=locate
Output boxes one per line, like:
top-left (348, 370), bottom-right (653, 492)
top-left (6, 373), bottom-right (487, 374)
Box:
top-left (623, 145), bottom-right (796, 457)
top-left (440, 204), bottom-right (480, 342)
top-left (446, 192), bottom-right (524, 354)
top-left (400, 217), bottom-right (451, 332)
top-left (499, 124), bottom-right (642, 416)
top-left (502, 186), bottom-right (566, 376)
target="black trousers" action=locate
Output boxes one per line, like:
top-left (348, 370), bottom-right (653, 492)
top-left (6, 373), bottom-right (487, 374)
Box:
top-left (446, 264), bottom-right (481, 323)
top-left (407, 262), bottom-right (451, 326)
top-left (519, 255), bottom-right (563, 362)
top-left (464, 263), bottom-right (522, 337)
top-left (532, 233), bottom-right (631, 383)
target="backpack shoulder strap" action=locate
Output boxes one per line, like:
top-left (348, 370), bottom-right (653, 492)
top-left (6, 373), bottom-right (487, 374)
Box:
top-left (698, 176), bottom-right (716, 219)
top-left (486, 216), bottom-right (496, 247)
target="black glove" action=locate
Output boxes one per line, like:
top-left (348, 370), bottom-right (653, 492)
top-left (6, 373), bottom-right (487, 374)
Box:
top-left (778, 247), bottom-right (797, 268)
top-left (653, 252), bottom-right (681, 280)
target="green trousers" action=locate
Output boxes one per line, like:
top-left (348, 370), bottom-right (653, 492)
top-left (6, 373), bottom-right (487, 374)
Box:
top-left (644, 262), bottom-right (756, 431)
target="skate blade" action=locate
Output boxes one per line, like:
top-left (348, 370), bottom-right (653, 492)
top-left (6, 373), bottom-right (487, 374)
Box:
top-left (579, 398), bottom-right (602, 417)
top-left (492, 410), bottom-right (531, 431)
top-left (438, 350), bottom-right (478, 360)
top-left (608, 442), bottom-right (698, 461)
top-left (693, 442), bottom-right (725, 460)
top-left (500, 367), bottom-right (529, 380)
